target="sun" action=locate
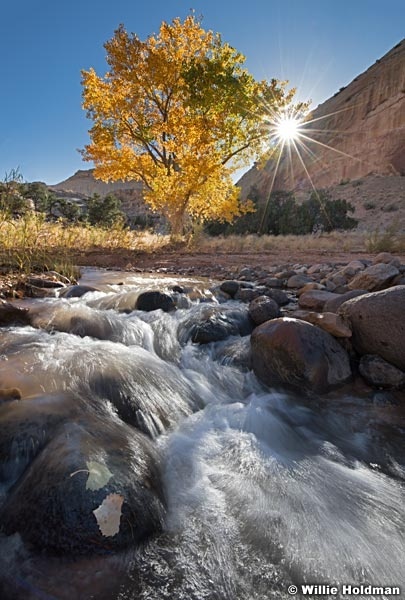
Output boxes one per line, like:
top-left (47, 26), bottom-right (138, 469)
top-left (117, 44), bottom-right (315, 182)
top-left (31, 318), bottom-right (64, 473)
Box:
top-left (275, 115), bottom-right (303, 143)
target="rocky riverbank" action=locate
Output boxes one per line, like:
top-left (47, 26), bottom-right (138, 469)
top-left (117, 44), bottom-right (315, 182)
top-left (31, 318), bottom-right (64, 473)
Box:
top-left (1, 252), bottom-right (404, 599)
top-left (1, 251), bottom-right (404, 398)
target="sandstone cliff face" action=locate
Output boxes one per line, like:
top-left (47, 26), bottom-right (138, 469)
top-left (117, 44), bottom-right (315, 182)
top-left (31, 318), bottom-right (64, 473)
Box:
top-left (238, 39), bottom-right (405, 198)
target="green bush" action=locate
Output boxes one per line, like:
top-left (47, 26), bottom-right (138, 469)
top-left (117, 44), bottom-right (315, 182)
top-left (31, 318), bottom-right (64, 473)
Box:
top-left (257, 189), bottom-right (357, 235)
top-left (86, 193), bottom-right (125, 227)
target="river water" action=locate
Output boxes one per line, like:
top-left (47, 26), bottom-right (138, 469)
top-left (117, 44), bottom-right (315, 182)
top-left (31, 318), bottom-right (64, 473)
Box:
top-left (0, 269), bottom-right (404, 600)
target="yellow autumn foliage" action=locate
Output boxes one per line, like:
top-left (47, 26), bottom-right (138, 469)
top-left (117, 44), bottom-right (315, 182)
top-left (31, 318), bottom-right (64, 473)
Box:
top-left (82, 15), bottom-right (299, 234)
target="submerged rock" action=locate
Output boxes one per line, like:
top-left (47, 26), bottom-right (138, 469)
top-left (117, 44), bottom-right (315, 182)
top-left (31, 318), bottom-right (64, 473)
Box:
top-left (251, 317), bottom-right (352, 393)
top-left (0, 419), bottom-right (165, 555)
top-left (178, 304), bottom-right (253, 344)
top-left (59, 284), bottom-right (100, 298)
top-left (213, 336), bottom-right (252, 371)
top-left (136, 291), bottom-right (175, 312)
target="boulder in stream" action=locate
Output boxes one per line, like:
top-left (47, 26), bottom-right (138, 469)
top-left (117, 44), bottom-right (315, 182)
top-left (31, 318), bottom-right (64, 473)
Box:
top-left (0, 419), bottom-right (166, 555)
top-left (251, 317), bottom-right (352, 393)
top-left (339, 285), bottom-right (405, 370)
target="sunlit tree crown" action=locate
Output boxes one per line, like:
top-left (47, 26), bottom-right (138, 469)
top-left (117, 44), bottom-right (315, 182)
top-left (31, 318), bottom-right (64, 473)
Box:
top-left (82, 15), bottom-right (298, 234)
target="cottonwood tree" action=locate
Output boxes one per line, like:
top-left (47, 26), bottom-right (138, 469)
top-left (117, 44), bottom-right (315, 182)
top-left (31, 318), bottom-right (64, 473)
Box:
top-left (81, 15), bottom-right (298, 235)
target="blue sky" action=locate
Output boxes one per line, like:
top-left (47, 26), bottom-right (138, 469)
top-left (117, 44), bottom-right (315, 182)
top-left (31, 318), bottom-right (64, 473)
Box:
top-left (0, 0), bottom-right (404, 184)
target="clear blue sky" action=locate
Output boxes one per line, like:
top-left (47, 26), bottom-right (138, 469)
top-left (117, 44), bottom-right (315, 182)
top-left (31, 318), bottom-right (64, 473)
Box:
top-left (0, 0), bottom-right (403, 184)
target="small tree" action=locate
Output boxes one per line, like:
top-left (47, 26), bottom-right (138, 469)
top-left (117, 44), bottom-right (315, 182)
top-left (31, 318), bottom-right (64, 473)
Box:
top-left (0, 168), bottom-right (27, 214)
top-left (82, 16), bottom-right (302, 235)
top-left (86, 193), bottom-right (124, 227)
top-left (23, 181), bottom-right (50, 212)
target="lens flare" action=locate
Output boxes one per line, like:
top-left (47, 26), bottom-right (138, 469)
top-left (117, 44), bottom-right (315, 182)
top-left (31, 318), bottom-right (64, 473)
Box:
top-left (275, 115), bottom-right (302, 142)
top-left (258, 99), bottom-right (365, 233)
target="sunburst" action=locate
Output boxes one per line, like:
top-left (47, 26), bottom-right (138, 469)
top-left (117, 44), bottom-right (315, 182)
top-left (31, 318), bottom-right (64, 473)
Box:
top-left (258, 99), bottom-right (367, 233)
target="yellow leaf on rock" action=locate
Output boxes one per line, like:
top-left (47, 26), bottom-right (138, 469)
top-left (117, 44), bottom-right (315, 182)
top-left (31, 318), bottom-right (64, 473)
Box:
top-left (85, 460), bottom-right (113, 491)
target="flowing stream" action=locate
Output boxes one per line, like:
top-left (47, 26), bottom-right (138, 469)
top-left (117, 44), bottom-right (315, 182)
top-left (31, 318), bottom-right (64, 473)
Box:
top-left (0, 268), bottom-right (404, 600)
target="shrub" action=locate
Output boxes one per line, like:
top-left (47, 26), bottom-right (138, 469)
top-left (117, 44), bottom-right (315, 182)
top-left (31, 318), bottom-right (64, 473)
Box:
top-left (363, 201), bottom-right (376, 210)
top-left (86, 193), bottom-right (125, 227)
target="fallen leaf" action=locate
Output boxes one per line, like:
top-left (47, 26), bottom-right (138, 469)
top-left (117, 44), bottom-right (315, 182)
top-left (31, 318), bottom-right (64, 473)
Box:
top-left (86, 460), bottom-right (113, 491)
top-left (93, 493), bottom-right (124, 537)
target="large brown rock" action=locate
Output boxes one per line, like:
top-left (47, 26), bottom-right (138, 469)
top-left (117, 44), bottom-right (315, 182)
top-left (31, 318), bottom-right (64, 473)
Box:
top-left (323, 289), bottom-right (368, 313)
top-left (292, 310), bottom-right (352, 338)
top-left (339, 285), bottom-right (405, 370)
top-left (251, 317), bottom-right (351, 393)
top-left (348, 263), bottom-right (399, 291)
top-left (298, 290), bottom-right (339, 310)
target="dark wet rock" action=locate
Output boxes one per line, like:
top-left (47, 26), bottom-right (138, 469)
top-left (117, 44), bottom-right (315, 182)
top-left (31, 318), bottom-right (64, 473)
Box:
top-left (323, 279), bottom-right (337, 292)
top-left (213, 336), bottom-right (252, 371)
top-left (323, 289), bottom-right (368, 313)
top-left (287, 274), bottom-right (313, 288)
top-left (0, 299), bottom-right (30, 326)
top-left (248, 296), bottom-right (280, 325)
top-left (298, 290), bottom-right (339, 311)
top-left (80, 344), bottom-right (200, 437)
top-left (220, 280), bottom-right (240, 297)
top-left (59, 285), bottom-right (100, 298)
top-left (29, 303), bottom-right (142, 345)
top-left (238, 267), bottom-right (256, 281)
top-left (251, 317), bottom-right (352, 393)
top-left (171, 285), bottom-right (185, 294)
top-left (88, 291), bottom-right (139, 312)
top-left (0, 420), bottom-right (165, 555)
top-left (339, 286), bottom-right (405, 370)
top-left (179, 304), bottom-right (253, 344)
top-left (235, 287), bottom-right (263, 302)
top-left (136, 291), bottom-right (175, 313)
top-left (327, 274), bottom-right (347, 288)
top-left (276, 270), bottom-right (296, 281)
top-left (392, 274), bottom-right (405, 286)
top-left (262, 276), bottom-right (283, 288)
top-left (348, 263), bottom-right (399, 292)
top-left (264, 288), bottom-right (290, 306)
top-left (25, 276), bottom-right (66, 289)
top-left (359, 355), bottom-right (405, 389)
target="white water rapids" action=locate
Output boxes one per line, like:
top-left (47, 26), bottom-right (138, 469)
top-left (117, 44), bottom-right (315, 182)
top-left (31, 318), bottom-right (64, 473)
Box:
top-left (0, 269), bottom-right (403, 600)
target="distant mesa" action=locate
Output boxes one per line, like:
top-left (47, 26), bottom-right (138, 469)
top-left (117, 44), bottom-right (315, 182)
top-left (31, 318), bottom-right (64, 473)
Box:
top-left (50, 170), bottom-right (150, 221)
top-left (50, 169), bottom-right (143, 198)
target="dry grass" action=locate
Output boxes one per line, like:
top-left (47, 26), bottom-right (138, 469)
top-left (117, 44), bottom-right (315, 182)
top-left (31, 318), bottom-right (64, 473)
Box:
top-left (190, 231), bottom-right (368, 254)
top-left (2, 212), bottom-right (404, 278)
top-left (0, 212), bottom-right (171, 275)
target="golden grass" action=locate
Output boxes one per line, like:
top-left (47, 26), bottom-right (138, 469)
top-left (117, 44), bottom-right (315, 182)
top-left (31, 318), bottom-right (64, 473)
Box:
top-left (190, 231), bottom-right (369, 254)
top-left (0, 212), bottom-right (171, 275)
top-left (1, 211), bottom-right (404, 278)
